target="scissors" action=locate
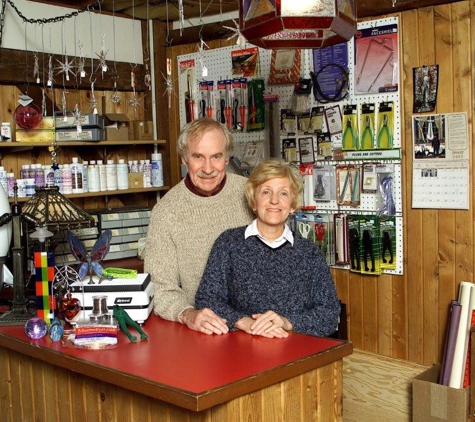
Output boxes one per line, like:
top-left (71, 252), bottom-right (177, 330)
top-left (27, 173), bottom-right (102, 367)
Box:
top-left (297, 222), bottom-right (312, 239)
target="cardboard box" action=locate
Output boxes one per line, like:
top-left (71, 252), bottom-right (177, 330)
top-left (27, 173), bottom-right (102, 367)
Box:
top-left (129, 120), bottom-right (154, 140)
top-left (413, 363), bottom-right (470, 422)
top-left (55, 113), bottom-right (103, 129)
top-left (55, 128), bottom-right (105, 142)
top-left (128, 173), bottom-right (144, 188)
top-left (15, 129), bottom-right (55, 143)
top-left (103, 113), bottom-right (129, 142)
top-left (54, 113), bottom-right (104, 129)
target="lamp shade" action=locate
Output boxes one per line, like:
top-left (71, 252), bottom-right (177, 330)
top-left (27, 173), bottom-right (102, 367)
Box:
top-left (0, 185), bottom-right (12, 257)
top-left (239, 0), bottom-right (357, 49)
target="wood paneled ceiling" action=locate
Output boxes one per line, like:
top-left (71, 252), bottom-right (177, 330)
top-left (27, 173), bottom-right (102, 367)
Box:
top-left (27, 0), bottom-right (460, 21)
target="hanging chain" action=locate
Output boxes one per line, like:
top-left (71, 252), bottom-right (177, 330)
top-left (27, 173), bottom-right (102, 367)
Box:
top-left (6, 0), bottom-right (101, 25)
top-left (0, 0), bottom-right (7, 48)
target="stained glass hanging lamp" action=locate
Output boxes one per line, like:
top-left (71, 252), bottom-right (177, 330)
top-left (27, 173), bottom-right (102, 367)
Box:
top-left (239, 0), bottom-right (357, 49)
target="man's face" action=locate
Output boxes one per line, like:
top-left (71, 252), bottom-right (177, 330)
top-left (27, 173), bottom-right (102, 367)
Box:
top-left (182, 127), bottom-right (229, 195)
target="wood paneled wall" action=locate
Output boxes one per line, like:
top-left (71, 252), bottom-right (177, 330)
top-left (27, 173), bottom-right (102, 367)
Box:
top-left (165, 2), bottom-right (474, 367)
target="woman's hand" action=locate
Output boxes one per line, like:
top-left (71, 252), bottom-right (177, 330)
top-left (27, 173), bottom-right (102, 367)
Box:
top-left (234, 312), bottom-right (291, 339)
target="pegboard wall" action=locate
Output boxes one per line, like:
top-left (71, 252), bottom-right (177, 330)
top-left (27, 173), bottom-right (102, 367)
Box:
top-left (177, 17), bottom-right (403, 275)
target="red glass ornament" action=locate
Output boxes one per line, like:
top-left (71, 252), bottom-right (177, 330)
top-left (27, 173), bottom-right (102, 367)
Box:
top-left (13, 103), bottom-right (43, 129)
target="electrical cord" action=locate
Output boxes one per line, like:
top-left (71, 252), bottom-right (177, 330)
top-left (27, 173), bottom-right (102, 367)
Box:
top-left (310, 64), bottom-right (349, 103)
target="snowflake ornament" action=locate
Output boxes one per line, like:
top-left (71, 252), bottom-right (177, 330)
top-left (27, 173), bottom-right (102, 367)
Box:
top-left (223, 18), bottom-right (247, 47)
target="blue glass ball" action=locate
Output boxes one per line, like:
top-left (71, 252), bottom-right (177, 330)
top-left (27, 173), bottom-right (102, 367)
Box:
top-left (24, 317), bottom-right (48, 340)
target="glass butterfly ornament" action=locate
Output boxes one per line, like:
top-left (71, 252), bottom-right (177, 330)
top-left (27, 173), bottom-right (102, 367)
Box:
top-left (66, 229), bottom-right (112, 284)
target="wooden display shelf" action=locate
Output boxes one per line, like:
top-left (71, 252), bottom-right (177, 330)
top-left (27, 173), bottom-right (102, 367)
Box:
top-left (0, 140), bottom-right (166, 147)
top-left (9, 186), bottom-right (168, 202)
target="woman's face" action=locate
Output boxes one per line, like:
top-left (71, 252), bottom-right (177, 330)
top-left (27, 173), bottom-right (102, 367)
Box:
top-left (255, 177), bottom-right (295, 230)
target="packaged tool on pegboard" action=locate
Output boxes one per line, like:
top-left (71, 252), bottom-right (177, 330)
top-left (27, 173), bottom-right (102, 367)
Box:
top-left (198, 81), bottom-right (214, 119)
top-left (232, 78), bottom-right (247, 132)
top-left (247, 78), bottom-right (265, 131)
top-left (216, 79), bottom-right (233, 130)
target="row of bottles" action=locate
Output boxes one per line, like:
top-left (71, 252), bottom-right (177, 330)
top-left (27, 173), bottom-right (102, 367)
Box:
top-left (0, 154), bottom-right (163, 198)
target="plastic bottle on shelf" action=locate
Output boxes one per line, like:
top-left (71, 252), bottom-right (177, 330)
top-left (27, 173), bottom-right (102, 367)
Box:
top-left (54, 165), bottom-right (63, 193)
top-left (7, 173), bottom-right (15, 197)
top-left (106, 159), bottom-right (118, 191)
top-left (131, 160), bottom-right (139, 173)
top-left (82, 160), bottom-right (89, 193)
top-left (20, 164), bottom-right (30, 180)
top-left (45, 165), bottom-right (55, 187)
top-left (1, 122), bottom-right (12, 142)
top-left (151, 153), bottom-right (164, 187)
top-left (0, 166), bottom-right (8, 196)
top-left (71, 157), bottom-right (84, 194)
top-left (34, 164), bottom-right (45, 188)
top-left (143, 159), bottom-right (152, 188)
top-left (138, 159), bottom-right (145, 173)
top-left (97, 160), bottom-right (107, 191)
top-left (25, 178), bottom-right (36, 197)
top-left (62, 164), bottom-right (73, 194)
top-left (88, 162), bottom-right (100, 193)
top-left (117, 159), bottom-right (129, 190)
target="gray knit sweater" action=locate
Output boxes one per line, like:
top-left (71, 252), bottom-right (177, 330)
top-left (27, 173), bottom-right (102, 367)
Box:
top-left (195, 226), bottom-right (341, 337)
top-left (144, 174), bottom-right (253, 321)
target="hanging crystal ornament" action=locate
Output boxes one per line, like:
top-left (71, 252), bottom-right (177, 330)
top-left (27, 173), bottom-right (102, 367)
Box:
top-left (111, 80), bottom-right (121, 105)
top-left (56, 54), bottom-right (75, 82)
top-left (33, 51), bottom-right (40, 83)
top-left (178, 0), bottom-right (185, 36)
top-left (110, 0), bottom-right (121, 104)
top-left (14, 95), bottom-right (43, 129)
top-left (41, 88), bottom-right (47, 116)
top-left (197, 38), bottom-right (209, 77)
top-left (143, 0), bottom-right (152, 90)
top-left (89, 80), bottom-right (98, 115)
top-left (77, 42), bottom-right (86, 80)
top-left (73, 103), bottom-right (82, 134)
top-left (47, 54), bottom-right (54, 87)
top-left (95, 35), bottom-right (108, 78)
top-left (61, 90), bottom-right (68, 118)
top-left (223, 18), bottom-right (247, 47)
top-left (161, 71), bottom-right (177, 109)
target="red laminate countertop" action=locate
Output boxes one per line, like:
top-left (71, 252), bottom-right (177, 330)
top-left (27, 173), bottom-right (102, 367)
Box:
top-left (0, 315), bottom-right (352, 410)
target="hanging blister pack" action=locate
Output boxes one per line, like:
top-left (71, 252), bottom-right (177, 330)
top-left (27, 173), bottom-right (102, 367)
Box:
top-left (334, 213), bottom-right (349, 265)
top-left (359, 215), bottom-right (381, 275)
top-left (232, 78), bottom-right (247, 132)
top-left (280, 108), bottom-right (297, 134)
top-left (347, 216), bottom-right (361, 272)
top-left (198, 81), bottom-right (214, 119)
top-left (377, 101), bottom-right (394, 149)
top-left (247, 78), bottom-right (265, 131)
top-left (282, 138), bottom-right (297, 162)
top-left (379, 216), bottom-right (397, 270)
top-left (313, 165), bottom-right (335, 202)
top-left (342, 104), bottom-right (359, 151)
top-left (359, 103), bottom-right (376, 150)
top-left (290, 78), bottom-right (313, 115)
top-left (336, 165), bottom-right (361, 207)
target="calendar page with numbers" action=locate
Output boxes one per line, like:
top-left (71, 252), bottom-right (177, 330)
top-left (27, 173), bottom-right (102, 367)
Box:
top-left (412, 112), bottom-right (469, 209)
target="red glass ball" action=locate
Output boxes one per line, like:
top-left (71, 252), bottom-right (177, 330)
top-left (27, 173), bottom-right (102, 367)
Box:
top-left (13, 103), bottom-right (43, 129)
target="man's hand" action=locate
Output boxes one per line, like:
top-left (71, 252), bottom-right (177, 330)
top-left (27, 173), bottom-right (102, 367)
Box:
top-left (180, 308), bottom-right (229, 335)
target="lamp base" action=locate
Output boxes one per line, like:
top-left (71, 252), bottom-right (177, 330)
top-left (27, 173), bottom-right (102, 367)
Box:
top-left (0, 302), bottom-right (36, 326)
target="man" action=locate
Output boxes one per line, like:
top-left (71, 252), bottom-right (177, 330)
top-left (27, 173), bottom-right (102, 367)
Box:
top-left (144, 118), bottom-right (253, 335)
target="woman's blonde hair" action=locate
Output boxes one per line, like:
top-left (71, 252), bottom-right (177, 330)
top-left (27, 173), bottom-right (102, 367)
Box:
top-left (245, 159), bottom-right (303, 210)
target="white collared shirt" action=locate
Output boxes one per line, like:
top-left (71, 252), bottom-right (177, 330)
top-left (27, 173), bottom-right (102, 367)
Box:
top-left (244, 219), bottom-right (294, 249)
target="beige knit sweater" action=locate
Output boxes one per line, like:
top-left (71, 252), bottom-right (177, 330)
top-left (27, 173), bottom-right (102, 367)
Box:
top-left (144, 173), bottom-right (253, 322)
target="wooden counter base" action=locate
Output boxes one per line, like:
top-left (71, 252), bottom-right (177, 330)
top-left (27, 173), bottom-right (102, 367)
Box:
top-left (1, 346), bottom-right (343, 421)
top-left (0, 316), bottom-right (351, 421)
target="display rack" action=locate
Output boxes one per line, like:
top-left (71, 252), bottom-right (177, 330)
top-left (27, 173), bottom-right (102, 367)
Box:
top-left (177, 17), bottom-right (403, 275)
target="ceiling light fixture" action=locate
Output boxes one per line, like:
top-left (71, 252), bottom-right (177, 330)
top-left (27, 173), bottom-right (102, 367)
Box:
top-left (239, 0), bottom-right (357, 49)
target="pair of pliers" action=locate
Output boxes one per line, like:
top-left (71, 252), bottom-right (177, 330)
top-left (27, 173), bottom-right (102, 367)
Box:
top-left (360, 115), bottom-right (374, 149)
top-left (343, 117), bottom-right (358, 150)
top-left (377, 114), bottom-right (393, 149)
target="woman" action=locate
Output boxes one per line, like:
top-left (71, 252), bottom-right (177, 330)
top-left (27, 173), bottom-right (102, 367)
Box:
top-left (195, 159), bottom-right (341, 338)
